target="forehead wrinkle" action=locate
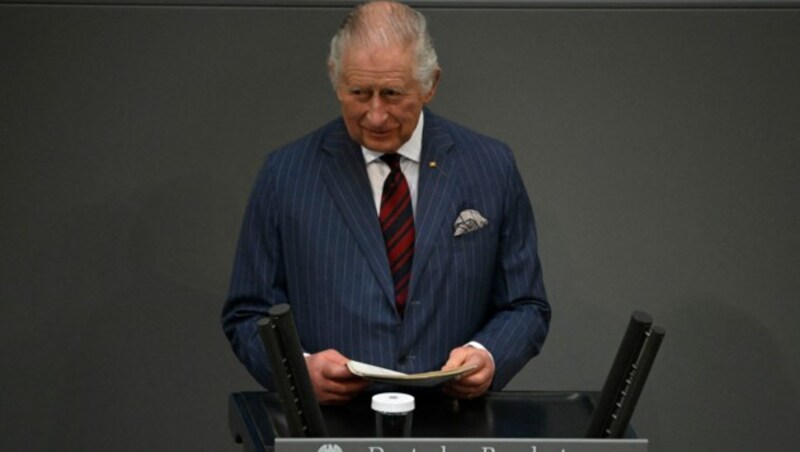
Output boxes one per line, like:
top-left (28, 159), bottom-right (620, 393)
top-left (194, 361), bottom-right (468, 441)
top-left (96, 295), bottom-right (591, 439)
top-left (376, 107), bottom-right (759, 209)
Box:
top-left (340, 47), bottom-right (416, 89)
top-left (342, 69), bottom-right (414, 90)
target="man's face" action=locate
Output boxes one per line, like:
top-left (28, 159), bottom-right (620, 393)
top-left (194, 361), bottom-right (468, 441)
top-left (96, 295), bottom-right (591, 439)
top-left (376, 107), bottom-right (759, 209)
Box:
top-left (335, 43), bottom-right (438, 154)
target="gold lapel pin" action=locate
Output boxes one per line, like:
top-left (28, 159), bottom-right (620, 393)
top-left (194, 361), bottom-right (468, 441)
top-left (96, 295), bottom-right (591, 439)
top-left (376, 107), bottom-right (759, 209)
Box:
top-left (428, 161), bottom-right (437, 168)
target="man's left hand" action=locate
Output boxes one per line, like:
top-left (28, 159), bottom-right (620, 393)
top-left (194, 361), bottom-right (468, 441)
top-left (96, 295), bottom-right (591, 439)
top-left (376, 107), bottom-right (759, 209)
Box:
top-left (440, 345), bottom-right (495, 399)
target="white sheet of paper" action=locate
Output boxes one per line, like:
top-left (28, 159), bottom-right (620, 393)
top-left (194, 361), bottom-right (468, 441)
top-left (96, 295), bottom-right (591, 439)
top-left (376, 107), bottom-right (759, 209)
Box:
top-left (346, 360), bottom-right (477, 387)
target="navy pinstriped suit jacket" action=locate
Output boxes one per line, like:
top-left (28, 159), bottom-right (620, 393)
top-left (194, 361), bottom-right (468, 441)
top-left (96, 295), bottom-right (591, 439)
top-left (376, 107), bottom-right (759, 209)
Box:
top-left (222, 110), bottom-right (550, 391)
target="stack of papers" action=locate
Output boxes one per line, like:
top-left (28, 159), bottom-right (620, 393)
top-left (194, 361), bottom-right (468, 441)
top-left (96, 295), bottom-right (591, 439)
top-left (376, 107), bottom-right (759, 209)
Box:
top-left (346, 360), bottom-right (477, 387)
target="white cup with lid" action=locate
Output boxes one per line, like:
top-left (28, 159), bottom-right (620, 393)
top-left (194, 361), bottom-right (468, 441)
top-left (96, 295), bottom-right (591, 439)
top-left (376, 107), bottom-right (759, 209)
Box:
top-left (371, 392), bottom-right (415, 437)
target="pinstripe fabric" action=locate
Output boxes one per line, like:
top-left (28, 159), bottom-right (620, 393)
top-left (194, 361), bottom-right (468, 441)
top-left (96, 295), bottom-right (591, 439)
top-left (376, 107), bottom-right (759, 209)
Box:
top-left (222, 110), bottom-right (550, 391)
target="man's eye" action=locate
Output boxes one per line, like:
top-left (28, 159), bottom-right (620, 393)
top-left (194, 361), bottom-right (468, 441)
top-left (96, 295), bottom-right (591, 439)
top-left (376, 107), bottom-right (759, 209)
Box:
top-left (350, 89), bottom-right (371, 99)
top-left (382, 89), bottom-right (402, 98)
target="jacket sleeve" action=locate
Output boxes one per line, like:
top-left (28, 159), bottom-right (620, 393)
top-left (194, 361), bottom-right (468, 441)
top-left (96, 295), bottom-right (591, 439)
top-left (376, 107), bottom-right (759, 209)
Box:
top-left (221, 159), bottom-right (287, 390)
top-left (471, 155), bottom-right (551, 389)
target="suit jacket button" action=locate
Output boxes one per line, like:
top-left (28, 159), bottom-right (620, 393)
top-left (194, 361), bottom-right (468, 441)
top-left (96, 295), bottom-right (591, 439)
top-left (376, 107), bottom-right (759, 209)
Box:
top-left (398, 355), bottom-right (415, 367)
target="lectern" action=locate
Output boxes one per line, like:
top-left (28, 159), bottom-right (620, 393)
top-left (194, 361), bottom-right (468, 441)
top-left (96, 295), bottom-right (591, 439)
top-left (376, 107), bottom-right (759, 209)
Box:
top-left (229, 390), bottom-right (648, 452)
top-left (228, 307), bottom-right (663, 452)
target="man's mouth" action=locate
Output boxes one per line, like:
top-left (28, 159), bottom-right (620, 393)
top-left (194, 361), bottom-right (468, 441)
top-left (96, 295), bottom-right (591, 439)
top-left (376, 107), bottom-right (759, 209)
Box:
top-left (366, 129), bottom-right (392, 138)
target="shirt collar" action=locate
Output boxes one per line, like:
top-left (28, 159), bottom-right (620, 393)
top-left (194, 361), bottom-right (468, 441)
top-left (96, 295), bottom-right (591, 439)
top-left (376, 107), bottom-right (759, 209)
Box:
top-left (361, 111), bottom-right (424, 165)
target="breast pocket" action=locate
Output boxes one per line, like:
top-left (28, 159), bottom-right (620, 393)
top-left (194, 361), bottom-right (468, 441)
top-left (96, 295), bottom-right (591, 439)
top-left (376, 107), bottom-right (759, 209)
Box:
top-left (453, 222), bottom-right (496, 255)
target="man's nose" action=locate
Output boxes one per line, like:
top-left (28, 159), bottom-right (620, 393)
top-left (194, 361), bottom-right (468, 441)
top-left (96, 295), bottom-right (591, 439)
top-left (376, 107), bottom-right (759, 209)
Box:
top-left (365, 96), bottom-right (388, 126)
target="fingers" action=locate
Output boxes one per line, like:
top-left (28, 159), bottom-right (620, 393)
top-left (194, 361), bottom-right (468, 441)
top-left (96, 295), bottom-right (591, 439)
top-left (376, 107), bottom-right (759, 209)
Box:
top-left (315, 377), bottom-right (370, 404)
top-left (440, 346), bottom-right (470, 372)
top-left (305, 349), bottom-right (369, 404)
top-left (441, 346), bottom-right (495, 400)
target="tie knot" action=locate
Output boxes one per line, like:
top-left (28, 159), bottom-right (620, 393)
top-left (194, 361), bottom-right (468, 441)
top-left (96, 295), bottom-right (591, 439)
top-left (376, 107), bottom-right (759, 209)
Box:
top-left (380, 153), bottom-right (402, 172)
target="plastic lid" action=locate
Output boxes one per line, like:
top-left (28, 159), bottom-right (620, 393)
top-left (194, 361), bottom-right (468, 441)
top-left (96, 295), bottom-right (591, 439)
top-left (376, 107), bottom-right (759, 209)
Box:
top-left (371, 392), bottom-right (415, 414)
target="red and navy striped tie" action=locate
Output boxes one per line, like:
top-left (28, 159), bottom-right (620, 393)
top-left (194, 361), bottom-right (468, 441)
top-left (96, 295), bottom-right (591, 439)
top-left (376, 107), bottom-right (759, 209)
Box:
top-left (379, 153), bottom-right (415, 315)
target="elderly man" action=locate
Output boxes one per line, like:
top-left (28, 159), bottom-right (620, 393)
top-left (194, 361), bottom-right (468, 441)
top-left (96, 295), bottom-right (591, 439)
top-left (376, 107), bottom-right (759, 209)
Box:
top-left (222, 0), bottom-right (550, 404)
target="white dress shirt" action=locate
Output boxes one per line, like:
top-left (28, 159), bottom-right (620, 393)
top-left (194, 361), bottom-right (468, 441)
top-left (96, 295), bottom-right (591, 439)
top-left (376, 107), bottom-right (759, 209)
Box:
top-left (361, 112), bottom-right (423, 215)
top-left (359, 111), bottom-right (494, 363)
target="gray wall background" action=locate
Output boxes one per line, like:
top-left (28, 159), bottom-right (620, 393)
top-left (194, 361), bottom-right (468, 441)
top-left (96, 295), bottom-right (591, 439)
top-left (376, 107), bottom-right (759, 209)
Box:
top-left (1, 1), bottom-right (798, 451)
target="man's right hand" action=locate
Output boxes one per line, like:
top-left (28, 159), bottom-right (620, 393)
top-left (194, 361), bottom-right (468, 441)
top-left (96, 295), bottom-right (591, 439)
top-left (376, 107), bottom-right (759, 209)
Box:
top-left (304, 349), bottom-right (369, 404)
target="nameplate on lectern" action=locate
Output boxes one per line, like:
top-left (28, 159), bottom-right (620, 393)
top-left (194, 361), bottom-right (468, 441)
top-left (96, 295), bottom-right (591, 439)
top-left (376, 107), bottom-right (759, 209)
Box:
top-left (275, 438), bottom-right (648, 452)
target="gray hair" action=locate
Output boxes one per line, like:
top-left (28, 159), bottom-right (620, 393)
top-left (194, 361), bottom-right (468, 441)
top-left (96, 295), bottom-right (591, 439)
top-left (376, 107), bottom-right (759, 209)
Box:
top-left (328, 1), bottom-right (439, 92)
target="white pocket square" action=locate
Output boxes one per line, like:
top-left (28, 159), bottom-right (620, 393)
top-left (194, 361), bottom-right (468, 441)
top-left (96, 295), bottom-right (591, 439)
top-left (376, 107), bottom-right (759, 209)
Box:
top-left (453, 209), bottom-right (488, 237)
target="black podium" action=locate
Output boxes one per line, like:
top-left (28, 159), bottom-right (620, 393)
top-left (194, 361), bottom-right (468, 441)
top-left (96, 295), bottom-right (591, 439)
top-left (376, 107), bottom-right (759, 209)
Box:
top-left (229, 307), bottom-right (660, 451)
top-left (228, 389), bottom-right (640, 452)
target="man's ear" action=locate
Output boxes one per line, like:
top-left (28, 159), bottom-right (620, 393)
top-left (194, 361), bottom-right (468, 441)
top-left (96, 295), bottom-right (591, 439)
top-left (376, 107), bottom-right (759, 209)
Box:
top-left (423, 68), bottom-right (442, 103)
top-left (327, 60), bottom-right (341, 98)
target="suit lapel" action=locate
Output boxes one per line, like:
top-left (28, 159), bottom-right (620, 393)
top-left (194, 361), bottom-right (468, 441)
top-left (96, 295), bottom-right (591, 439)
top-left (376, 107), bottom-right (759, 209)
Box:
top-left (409, 112), bottom-right (456, 299)
top-left (320, 122), bottom-right (395, 304)
top-left (318, 114), bottom-right (457, 310)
